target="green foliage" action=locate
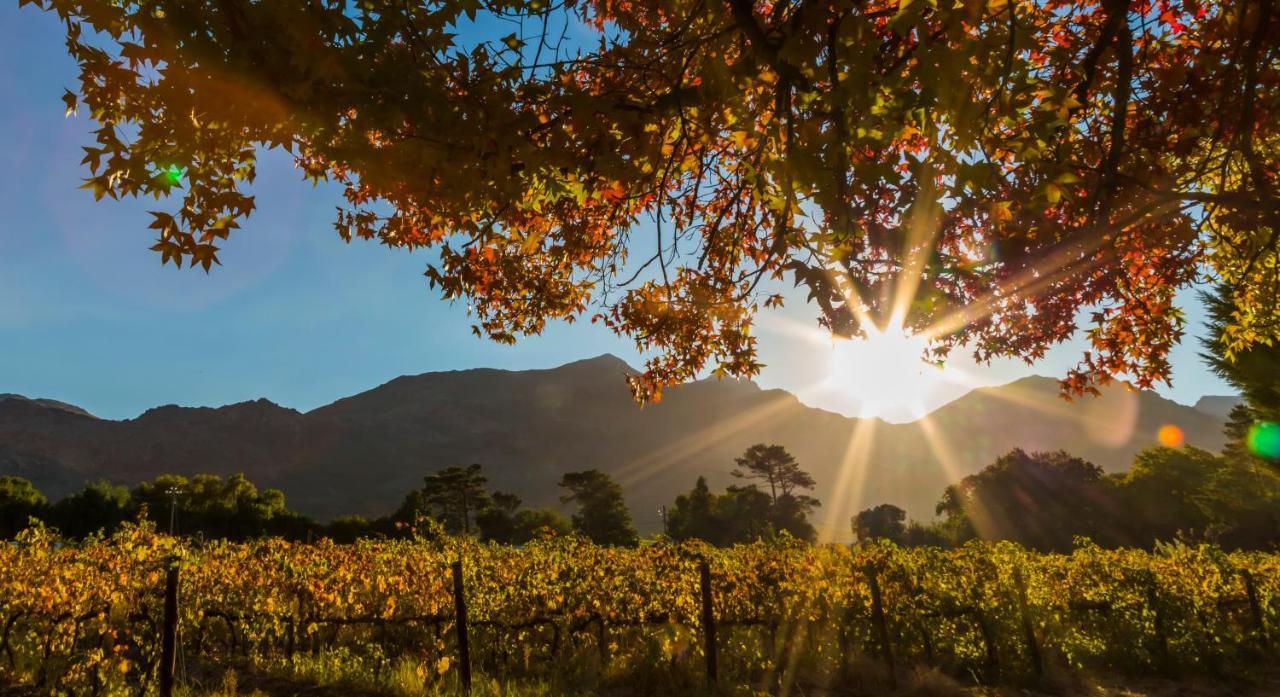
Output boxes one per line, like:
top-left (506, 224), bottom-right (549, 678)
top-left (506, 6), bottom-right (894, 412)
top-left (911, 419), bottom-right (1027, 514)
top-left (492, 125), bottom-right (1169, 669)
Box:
top-left (668, 476), bottom-right (719, 541)
top-left (928, 447), bottom-right (1280, 551)
top-left (1202, 285), bottom-right (1280, 468)
top-left (420, 464), bottom-right (492, 535)
top-left (133, 473), bottom-right (299, 539)
top-left (559, 469), bottom-right (637, 546)
top-left (0, 476), bottom-right (48, 539)
top-left (475, 491), bottom-right (571, 544)
top-left (936, 449), bottom-right (1114, 552)
top-left (852, 503), bottom-right (907, 544)
top-left (668, 472), bottom-right (818, 545)
top-left (325, 515), bottom-right (378, 544)
top-left (1202, 286), bottom-right (1280, 424)
top-left (1120, 446), bottom-right (1280, 549)
top-left (47, 480), bottom-right (132, 539)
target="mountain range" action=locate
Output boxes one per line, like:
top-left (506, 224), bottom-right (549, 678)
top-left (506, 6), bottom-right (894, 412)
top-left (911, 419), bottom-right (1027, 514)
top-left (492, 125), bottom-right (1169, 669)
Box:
top-left (0, 355), bottom-right (1236, 540)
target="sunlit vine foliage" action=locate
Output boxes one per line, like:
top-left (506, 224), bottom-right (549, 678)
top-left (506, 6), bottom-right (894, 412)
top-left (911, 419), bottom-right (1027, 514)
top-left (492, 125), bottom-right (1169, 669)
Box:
top-left (1, 524), bottom-right (1276, 694)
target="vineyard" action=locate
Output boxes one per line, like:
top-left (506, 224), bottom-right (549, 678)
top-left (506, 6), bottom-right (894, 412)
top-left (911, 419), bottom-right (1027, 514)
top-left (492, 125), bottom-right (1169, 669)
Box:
top-left (1, 523), bottom-right (1277, 696)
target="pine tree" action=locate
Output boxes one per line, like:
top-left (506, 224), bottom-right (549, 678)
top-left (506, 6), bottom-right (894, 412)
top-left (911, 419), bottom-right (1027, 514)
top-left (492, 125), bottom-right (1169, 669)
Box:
top-left (421, 464), bottom-right (491, 535)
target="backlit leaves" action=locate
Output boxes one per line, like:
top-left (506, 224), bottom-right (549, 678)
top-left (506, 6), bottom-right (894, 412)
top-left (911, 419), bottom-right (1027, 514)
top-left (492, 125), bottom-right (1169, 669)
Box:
top-left (19, 0), bottom-right (1280, 398)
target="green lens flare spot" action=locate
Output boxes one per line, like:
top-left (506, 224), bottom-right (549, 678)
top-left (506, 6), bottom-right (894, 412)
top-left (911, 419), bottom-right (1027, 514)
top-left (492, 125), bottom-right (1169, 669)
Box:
top-left (165, 165), bottom-right (184, 183)
top-left (1246, 421), bottom-right (1280, 459)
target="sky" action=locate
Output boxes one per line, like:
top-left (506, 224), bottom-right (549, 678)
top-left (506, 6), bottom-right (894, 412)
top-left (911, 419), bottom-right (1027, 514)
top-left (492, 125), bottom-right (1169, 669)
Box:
top-left (0, 4), bottom-right (1233, 423)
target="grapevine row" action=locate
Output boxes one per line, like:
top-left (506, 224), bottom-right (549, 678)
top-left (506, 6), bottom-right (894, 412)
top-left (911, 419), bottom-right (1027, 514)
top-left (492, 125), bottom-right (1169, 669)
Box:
top-left (0, 524), bottom-right (1275, 694)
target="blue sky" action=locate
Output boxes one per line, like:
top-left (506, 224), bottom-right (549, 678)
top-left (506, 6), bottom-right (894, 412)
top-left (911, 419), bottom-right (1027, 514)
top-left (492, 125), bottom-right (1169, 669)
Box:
top-left (0, 4), bottom-right (1232, 422)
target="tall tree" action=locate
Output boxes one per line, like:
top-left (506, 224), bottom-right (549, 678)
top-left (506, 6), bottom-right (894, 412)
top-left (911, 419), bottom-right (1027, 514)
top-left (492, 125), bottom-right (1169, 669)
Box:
top-left (1120, 445), bottom-right (1280, 547)
top-left (732, 444), bottom-right (814, 503)
top-left (852, 504), bottom-right (907, 544)
top-left (668, 476), bottom-right (720, 543)
top-left (24, 0), bottom-right (1280, 400)
top-left (475, 491), bottom-right (523, 543)
top-left (668, 472), bottom-right (819, 545)
top-left (1202, 285), bottom-right (1280, 421)
top-left (421, 464), bottom-right (491, 535)
top-left (559, 470), bottom-right (637, 546)
top-left (715, 485), bottom-right (777, 545)
top-left (937, 449), bottom-right (1119, 551)
top-left (0, 476), bottom-right (48, 539)
top-left (1201, 285), bottom-right (1280, 464)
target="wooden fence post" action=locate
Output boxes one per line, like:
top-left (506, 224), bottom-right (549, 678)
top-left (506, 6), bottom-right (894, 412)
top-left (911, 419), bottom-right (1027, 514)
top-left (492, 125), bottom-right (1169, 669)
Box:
top-left (451, 561), bottom-right (472, 693)
top-left (700, 559), bottom-right (717, 690)
top-left (1146, 581), bottom-right (1171, 675)
top-left (159, 564), bottom-right (179, 697)
top-left (1243, 570), bottom-right (1269, 649)
top-left (866, 567), bottom-right (897, 689)
top-left (974, 609), bottom-right (1000, 682)
top-left (1013, 568), bottom-right (1043, 676)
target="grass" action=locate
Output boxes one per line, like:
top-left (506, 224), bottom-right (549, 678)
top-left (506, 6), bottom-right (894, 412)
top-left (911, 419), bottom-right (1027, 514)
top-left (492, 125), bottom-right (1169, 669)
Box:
top-left (171, 659), bottom-right (1280, 697)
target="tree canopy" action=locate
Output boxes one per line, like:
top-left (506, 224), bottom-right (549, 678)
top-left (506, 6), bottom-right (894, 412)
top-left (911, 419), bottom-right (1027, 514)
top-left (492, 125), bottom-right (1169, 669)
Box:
top-left (0, 476), bottom-right (48, 539)
top-left (559, 469), bottom-right (637, 546)
top-left (852, 503), bottom-right (907, 544)
top-left (921, 445), bottom-right (1280, 550)
top-left (936, 448), bottom-right (1113, 551)
top-left (1201, 285), bottom-right (1280, 464)
top-left (420, 464), bottom-right (491, 534)
top-left (21, 0), bottom-right (1280, 398)
top-left (732, 443), bottom-right (816, 503)
top-left (668, 445), bottom-right (819, 544)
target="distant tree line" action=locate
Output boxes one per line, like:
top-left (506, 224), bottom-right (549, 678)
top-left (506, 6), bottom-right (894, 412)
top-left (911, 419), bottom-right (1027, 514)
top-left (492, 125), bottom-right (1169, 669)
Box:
top-left (852, 444), bottom-right (1280, 552)
top-left (0, 473), bottom-right (316, 542)
top-left (0, 466), bottom-right (636, 546)
top-left (3, 434), bottom-right (1277, 551)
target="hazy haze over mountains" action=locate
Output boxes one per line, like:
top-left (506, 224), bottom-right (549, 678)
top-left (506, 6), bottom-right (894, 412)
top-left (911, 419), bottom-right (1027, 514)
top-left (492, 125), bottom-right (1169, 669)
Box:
top-left (0, 355), bottom-right (1234, 540)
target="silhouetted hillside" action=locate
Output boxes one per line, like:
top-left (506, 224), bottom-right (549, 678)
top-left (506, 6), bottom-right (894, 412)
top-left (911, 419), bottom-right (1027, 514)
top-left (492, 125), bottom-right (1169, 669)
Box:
top-left (1194, 395), bottom-right (1243, 419)
top-left (0, 356), bottom-right (1227, 539)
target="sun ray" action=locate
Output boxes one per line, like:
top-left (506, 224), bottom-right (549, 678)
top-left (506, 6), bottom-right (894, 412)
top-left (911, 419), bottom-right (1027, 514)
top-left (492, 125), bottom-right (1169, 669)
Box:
top-left (887, 185), bottom-right (944, 330)
top-left (915, 413), bottom-right (972, 495)
top-left (614, 392), bottom-right (800, 489)
top-left (917, 415), bottom-right (1003, 540)
top-left (957, 379), bottom-right (1081, 421)
top-left (914, 194), bottom-right (1189, 345)
top-left (916, 231), bottom-right (1114, 342)
top-left (814, 417), bottom-right (879, 543)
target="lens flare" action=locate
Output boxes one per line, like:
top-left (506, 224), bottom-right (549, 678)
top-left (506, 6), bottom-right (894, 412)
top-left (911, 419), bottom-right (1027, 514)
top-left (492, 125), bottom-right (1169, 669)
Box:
top-left (1157, 424), bottom-right (1184, 448)
top-left (1247, 421), bottom-right (1280, 459)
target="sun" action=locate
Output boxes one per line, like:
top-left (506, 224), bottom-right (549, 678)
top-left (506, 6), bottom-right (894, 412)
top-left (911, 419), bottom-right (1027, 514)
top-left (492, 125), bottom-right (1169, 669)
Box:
top-left (819, 326), bottom-right (954, 420)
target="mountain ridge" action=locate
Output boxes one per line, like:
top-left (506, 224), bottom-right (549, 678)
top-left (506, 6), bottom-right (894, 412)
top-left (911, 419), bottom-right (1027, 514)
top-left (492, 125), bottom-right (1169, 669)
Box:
top-left (0, 355), bottom-right (1229, 540)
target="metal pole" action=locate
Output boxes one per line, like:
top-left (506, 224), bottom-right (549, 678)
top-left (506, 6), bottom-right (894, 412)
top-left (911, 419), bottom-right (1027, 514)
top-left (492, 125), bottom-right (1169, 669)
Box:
top-left (165, 486), bottom-right (180, 535)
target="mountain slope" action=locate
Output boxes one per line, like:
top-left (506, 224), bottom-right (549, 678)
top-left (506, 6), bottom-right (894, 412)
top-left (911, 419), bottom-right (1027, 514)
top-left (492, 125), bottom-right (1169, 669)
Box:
top-left (1194, 395), bottom-right (1243, 419)
top-left (0, 356), bottom-right (1227, 539)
